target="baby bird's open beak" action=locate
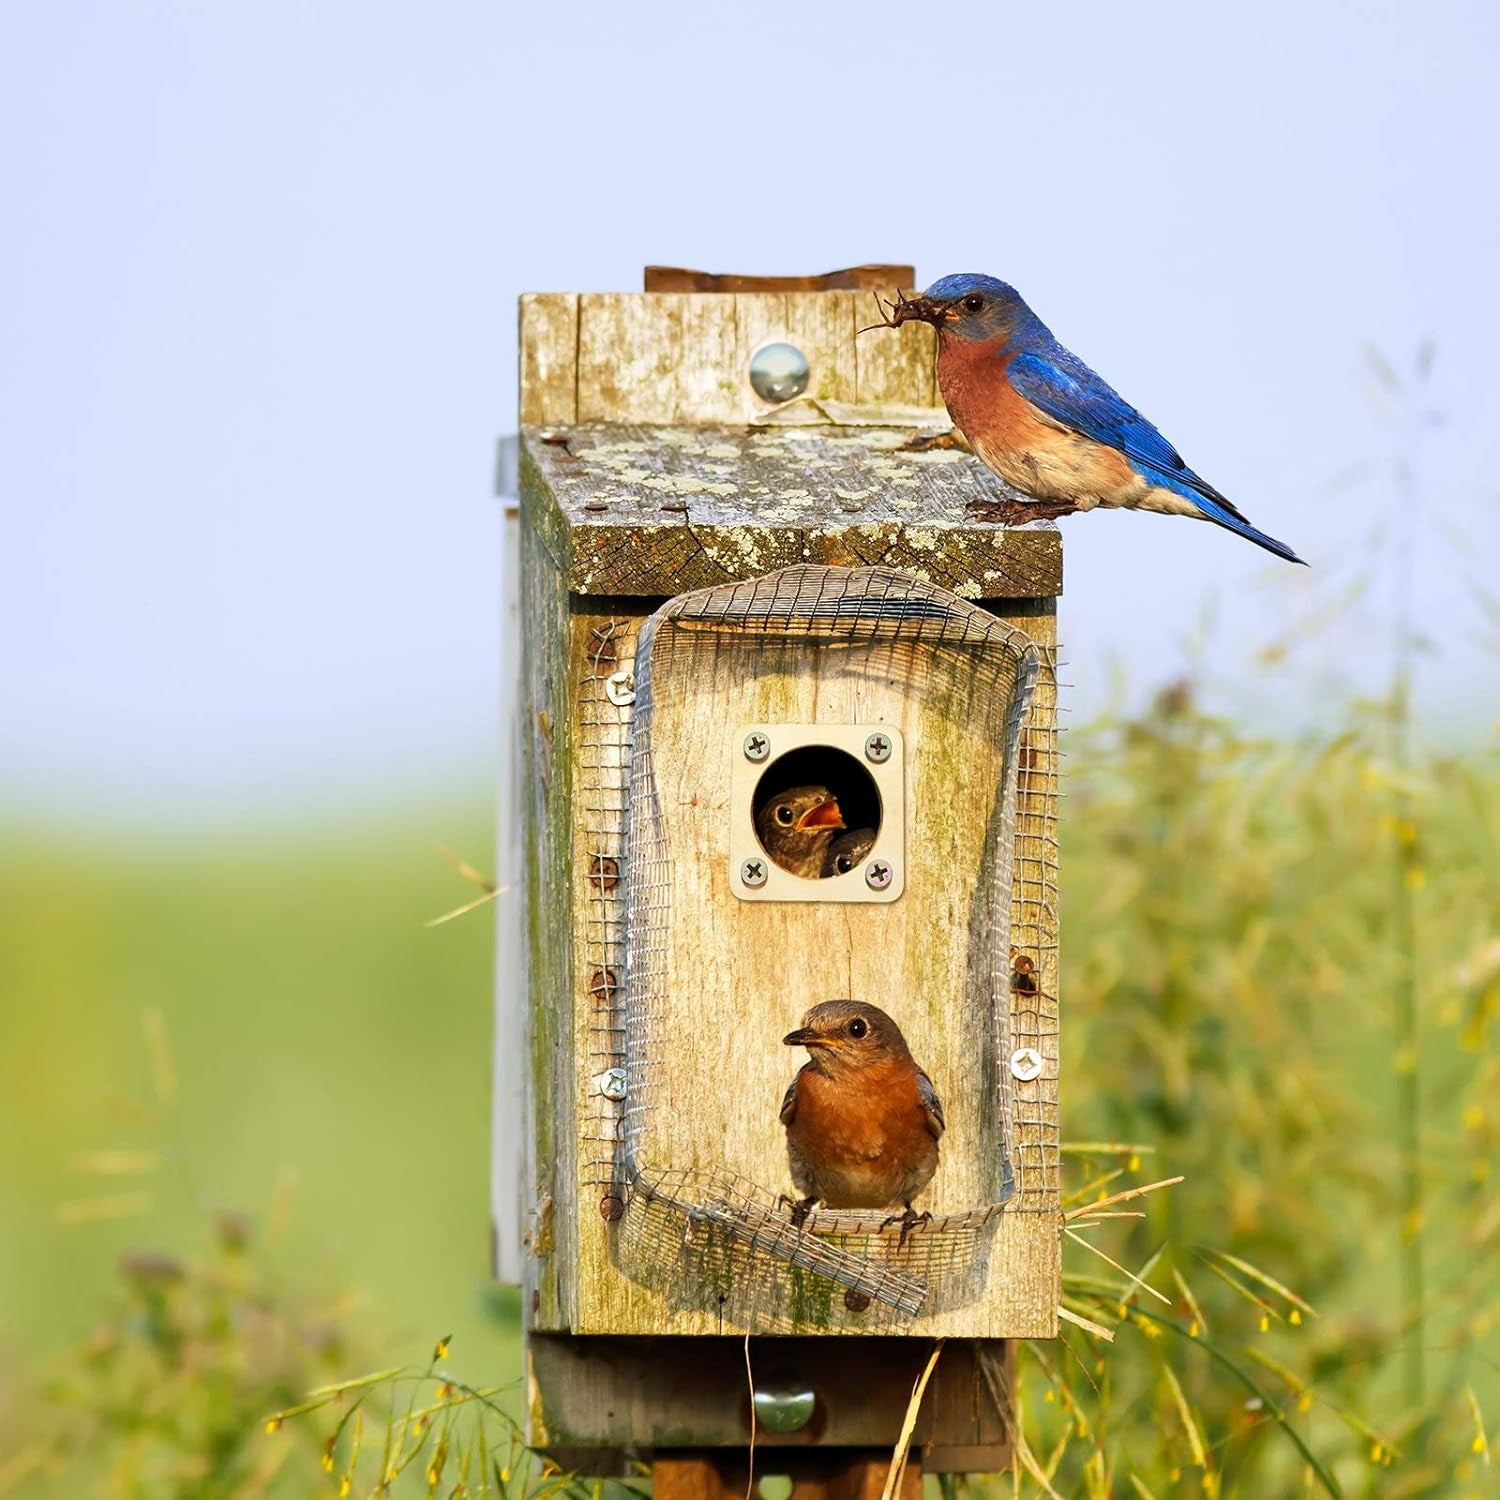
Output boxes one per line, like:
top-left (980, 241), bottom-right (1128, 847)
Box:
top-left (783, 1026), bottom-right (827, 1048)
top-left (794, 797), bottom-right (845, 832)
top-left (889, 294), bottom-right (949, 328)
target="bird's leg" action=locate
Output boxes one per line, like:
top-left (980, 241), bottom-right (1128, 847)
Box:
top-left (777, 1194), bottom-right (817, 1229)
top-left (900, 429), bottom-right (972, 455)
top-left (966, 495), bottom-right (1079, 526)
top-left (880, 1203), bottom-right (934, 1249)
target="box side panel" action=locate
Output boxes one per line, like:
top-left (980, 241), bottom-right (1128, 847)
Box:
top-left (519, 502), bottom-right (580, 1331)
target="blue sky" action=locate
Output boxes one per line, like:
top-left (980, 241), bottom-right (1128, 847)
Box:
top-left (3, 1), bottom-right (1497, 821)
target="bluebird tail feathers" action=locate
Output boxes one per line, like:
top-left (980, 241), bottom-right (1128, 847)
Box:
top-left (1135, 462), bottom-right (1307, 564)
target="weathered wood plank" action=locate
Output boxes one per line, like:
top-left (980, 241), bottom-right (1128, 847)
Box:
top-left (855, 300), bottom-right (935, 406)
top-left (519, 502), bottom-right (579, 1331)
top-left (519, 294), bottom-right (579, 426)
top-left (784, 293), bottom-right (860, 405)
top-left (523, 424), bottom-right (1062, 600)
top-left (577, 295), bottom-right (742, 423)
top-left (528, 1334), bottom-right (1008, 1469)
top-left (530, 292), bottom-right (936, 425)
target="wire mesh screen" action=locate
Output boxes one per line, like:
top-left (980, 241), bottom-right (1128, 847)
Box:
top-left (605, 565), bottom-right (1055, 1331)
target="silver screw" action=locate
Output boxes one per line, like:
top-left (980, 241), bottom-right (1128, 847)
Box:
top-left (864, 732), bottom-right (892, 764)
top-left (1009, 1047), bottom-right (1044, 1082)
top-left (604, 671), bottom-right (635, 707)
top-left (598, 1067), bottom-right (628, 1101)
top-left (743, 731), bottom-right (770, 762)
top-left (741, 857), bottom-right (768, 888)
top-left (865, 859), bottom-right (893, 890)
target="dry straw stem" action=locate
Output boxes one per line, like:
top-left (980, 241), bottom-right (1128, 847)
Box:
top-left (979, 1348), bottom-right (1062, 1499)
top-left (427, 843), bottom-right (511, 927)
top-left (743, 1333), bottom-right (756, 1500)
top-left (879, 1339), bottom-right (944, 1500)
top-left (1064, 1176), bottom-right (1184, 1222)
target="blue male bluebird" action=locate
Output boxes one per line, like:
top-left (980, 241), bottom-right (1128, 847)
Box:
top-left (889, 274), bottom-right (1304, 563)
top-left (780, 1000), bottom-right (943, 1237)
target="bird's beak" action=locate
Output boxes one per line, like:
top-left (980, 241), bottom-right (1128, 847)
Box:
top-left (794, 798), bottom-right (845, 832)
top-left (889, 293), bottom-right (950, 328)
top-left (783, 1026), bottom-right (826, 1048)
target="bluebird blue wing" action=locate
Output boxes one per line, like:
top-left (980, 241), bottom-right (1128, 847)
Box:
top-left (1008, 349), bottom-right (1304, 563)
top-left (1007, 350), bottom-right (1244, 512)
top-left (917, 1070), bottom-right (945, 1140)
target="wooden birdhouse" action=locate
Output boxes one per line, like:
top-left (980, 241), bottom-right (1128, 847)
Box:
top-left (495, 267), bottom-right (1062, 1481)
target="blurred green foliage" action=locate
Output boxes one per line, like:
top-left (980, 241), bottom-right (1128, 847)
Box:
top-left (0, 808), bottom-right (518, 1495)
top-left (0, 690), bottom-right (1496, 1495)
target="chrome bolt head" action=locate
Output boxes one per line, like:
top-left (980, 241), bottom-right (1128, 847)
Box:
top-left (599, 1067), bottom-right (628, 1101)
top-left (752, 1379), bottom-right (817, 1433)
top-left (604, 671), bottom-right (635, 707)
top-left (748, 341), bottom-right (810, 403)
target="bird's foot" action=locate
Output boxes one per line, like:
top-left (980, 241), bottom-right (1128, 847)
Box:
top-left (900, 429), bottom-right (971, 455)
top-left (966, 496), bottom-right (1078, 526)
top-left (777, 1194), bottom-right (817, 1230)
top-left (880, 1205), bottom-right (933, 1249)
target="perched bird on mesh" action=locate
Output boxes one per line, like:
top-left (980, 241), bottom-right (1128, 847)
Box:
top-left (823, 827), bottom-right (876, 878)
top-left (885, 274), bottom-right (1304, 563)
top-left (780, 1000), bottom-right (943, 1240)
top-left (755, 786), bottom-right (845, 878)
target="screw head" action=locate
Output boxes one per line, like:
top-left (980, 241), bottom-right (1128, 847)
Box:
top-left (1009, 1047), bottom-right (1044, 1082)
top-left (865, 859), bottom-right (893, 891)
top-left (743, 731), bottom-right (770, 762)
top-left (604, 671), bottom-right (635, 707)
top-left (599, 1193), bottom-right (625, 1222)
top-left (864, 732), bottom-right (892, 764)
top-left (599, 1067), bottom-right (628, 1101)
top-left (748, 341), bottom-right (810, 403)
top-left (844, 1288), bottom-right (872, 1313)
top-left (741, 857), bottom-right (768, 888)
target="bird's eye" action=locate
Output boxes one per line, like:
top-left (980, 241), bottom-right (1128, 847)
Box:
top-left (835, 855), bottom-right (853, 873)
top-left (848, 1017), bottom-right (868, 1039)
top-left (775, 805), bottom-right (794, 825)
top-left (962, 294), bottom-right (984, 314)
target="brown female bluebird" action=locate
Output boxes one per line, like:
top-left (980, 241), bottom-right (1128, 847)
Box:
top-left (755, 785), bottom-right (845, 879)
top-left (823, 827), bottom-right (876, 878)
top-left (780, 1000), bottom-right (943, 1236)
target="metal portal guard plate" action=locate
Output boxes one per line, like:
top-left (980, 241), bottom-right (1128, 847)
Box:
top-left (729, 723), bottom-right (905, 903)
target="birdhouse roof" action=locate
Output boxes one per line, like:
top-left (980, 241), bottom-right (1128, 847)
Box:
top-left (520, 422), bottom-right (1063, 599)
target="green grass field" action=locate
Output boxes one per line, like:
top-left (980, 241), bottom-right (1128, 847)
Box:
top-left (1, 689), bottom-right (1496, 1495)
top-left (0, 805), bottom-right (514, 1391)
